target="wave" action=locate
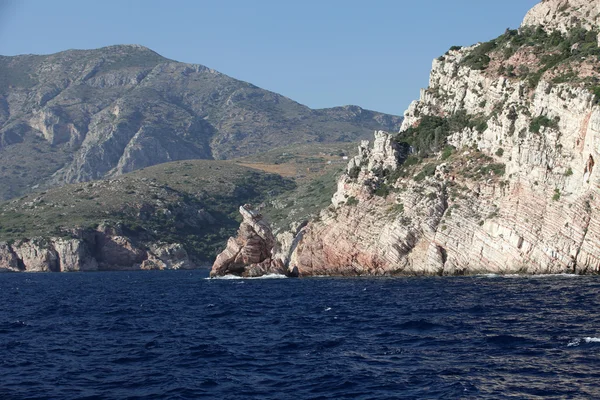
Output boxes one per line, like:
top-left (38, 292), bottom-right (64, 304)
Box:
top-left (207, 273), bottom-right (288, 280)
top-left (567, 337), bottom-right (600, 347)
top-left (476, 273), bottom-right (580, 279)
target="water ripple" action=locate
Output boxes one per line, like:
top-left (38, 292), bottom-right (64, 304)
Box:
top-left (1, 272), bottom-right (600, 398)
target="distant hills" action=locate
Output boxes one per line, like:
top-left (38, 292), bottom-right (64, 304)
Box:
top-left (0, 45), bottom-right (402, 200)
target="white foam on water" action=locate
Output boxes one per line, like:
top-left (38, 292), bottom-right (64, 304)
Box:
top-left (206, 275), bottom-right (243, 280)
top-left (207, 273), bottom-right (287, 280)
top-left (567, 338), bottom-right (581, 347)
top-left (476, 274), bottom-right (500, 278)
top-left (567, 337), bottom-right (600, 347)
top-left (251, 274), bottom-right (288, 280)
top-left (478, 273), bottom-right (580, 279)
top-left (529, 274), bottom-right (580, 278)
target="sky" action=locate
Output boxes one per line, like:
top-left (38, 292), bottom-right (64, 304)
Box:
top-left (0, 0), bottom-right (539, 116)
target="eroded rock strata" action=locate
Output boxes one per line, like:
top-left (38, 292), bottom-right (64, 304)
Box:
top-left (210, 205), bottom-right (297, 277)
top-left (0, 226), bottom-right (193, 273)
top-left (287, 0), bottom-right (600, 276)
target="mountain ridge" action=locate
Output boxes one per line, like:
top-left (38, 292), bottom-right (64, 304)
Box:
top-left (0, 44), bottom-right (402, 200)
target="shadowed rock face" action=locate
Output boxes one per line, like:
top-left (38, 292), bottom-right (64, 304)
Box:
top-left (0, 227), bottom-right (194, 273)
top-left (210, 205), bottom-right (296, 278)
top-left (0, 45), bottom-right (402, 200)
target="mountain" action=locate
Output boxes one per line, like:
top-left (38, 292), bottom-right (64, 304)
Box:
top-left (235, 0), bottom-right (600, 276)
top-left (0, 45), bottom-right (402, 200)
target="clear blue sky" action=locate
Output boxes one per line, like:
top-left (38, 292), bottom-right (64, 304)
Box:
top-left (0, 0), bottom-right (539, 116)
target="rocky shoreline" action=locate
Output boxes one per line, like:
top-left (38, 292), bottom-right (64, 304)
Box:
top-left (0, 225), bottom-right (193, 273)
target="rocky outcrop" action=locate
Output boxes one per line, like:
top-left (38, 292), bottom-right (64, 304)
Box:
top-left (522, 0), bottom-right (600, 35)
top-left (0, 227), bottom-right (194, 272)
top-left (142, 243), bottom-right (194, 270)
top-left (210, 205), bottom-right (296, 277)
top-left (287, 1), bottom-right (600, 276)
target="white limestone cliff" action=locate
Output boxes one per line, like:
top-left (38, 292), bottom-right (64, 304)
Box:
top-left (289, 0), bottom-right (600, 276)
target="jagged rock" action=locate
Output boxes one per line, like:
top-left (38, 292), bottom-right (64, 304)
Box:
top-left (522, 0), bottom-right (600, 34)
top-left (141, 243), bottom-right (194, 270)
top-left (0, 243), bottom-right (22, 272)
top-left (53, 238), bottom-right (98, 272)
top-left (12, 240), bottom-right (60, 272)
top-left (210, 205), bottom-right (289, 277)
top-left (95, 234), bottom-right (146, 270)
top-left (0, 226), bottom-right (193, 272)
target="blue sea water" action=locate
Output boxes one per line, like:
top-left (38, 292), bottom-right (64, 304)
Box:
top-left (1, 271), bottom-right (600, 399)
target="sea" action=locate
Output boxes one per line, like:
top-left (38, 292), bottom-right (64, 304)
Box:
top-left (1, 271), bottom-right (600, 399)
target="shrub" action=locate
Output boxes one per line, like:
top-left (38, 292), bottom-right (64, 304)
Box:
top-left (552, 188), bottom-right (561, 201)
top-left (564, 168), bottom-right (573, 177)
top-left (414, 163), bottom-right (437, 182)
top-left (495, 148), bottom-right (504, 157)
top-left (346, 196), bottom-right (359, 206)
top-left (591, 86), bottom-right (600, 105)
top-left (395, 111), bottom-right (488, 158)
top-left (389, 203), bottom-right (404, 215)
top-left (374, 184), bottom-right (390, 197)
top-left (475, 120), bottom-right (488, 133)
top-left (529, 115), bottom-right (557, 133)
top-left (480, 163), bottom-right (506, 176)
top-left (441, 145), bottom-right (455, 160)
top-left (348, 166), bottom-right (361, 179)
top-left (461, 41), bottom-right (495, 70)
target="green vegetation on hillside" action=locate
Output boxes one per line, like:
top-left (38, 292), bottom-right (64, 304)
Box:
top-left (460, 25), bottom-right (600, 89)
top-left (235, 142), bottom-right (355, 232)
top-left (393, 111), bottom-right (487, 157)
top-left (0, 160), bottom-right (295, 262)
top-left (529, 115), bottom-right (559, 133)
top-left (0, 46), bottom-right (402, 202)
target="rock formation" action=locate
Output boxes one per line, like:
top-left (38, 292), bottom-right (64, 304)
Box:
top-left (0, 227), bottom-right (194, 273)
top-left (210, 205), bottom-right (297, 277)
top-left (522, 0), bottom-right (600, 35)
top-left (286, 0), bottom-right (600, 276)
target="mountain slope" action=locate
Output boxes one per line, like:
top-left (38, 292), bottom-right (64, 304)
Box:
top-left (0, 45), bottom-right (402, 200)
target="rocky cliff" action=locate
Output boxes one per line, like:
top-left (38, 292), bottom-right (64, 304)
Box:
top-left (0, 226), bottom-right (192, 273)
top-left (210, 204), bottom-right (298, 277)
top-left (0, 45), bottom-right (402, 200)
top-left (287, 0), bottom-right (600, 276)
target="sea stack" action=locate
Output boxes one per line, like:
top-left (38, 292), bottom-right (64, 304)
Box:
top-left (210, 204), bottom-right (296, 277)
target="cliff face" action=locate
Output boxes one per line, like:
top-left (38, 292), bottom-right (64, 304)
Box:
top-left (0, 228), bottom-right (192, 273)
top-left (289, 0), bottom-right (600, 276)
top-left (522, 0), bottom-right (600, 34)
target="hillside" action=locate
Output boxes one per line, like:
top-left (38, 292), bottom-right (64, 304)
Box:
top-left (0, 45), bottom-right (402, 200)
top-left (0, 159), bottom-right (294, 271)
